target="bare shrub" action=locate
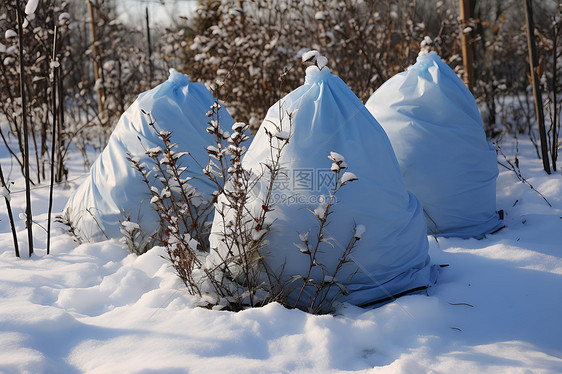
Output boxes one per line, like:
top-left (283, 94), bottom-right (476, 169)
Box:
top-left (291, 152), bottom-right (361, 314)
top-left (125, 67), bottom-right (359, 312)
top-left (126, 111), bottom-right (213, 293)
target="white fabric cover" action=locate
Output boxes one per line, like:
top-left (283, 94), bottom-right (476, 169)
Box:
top-left (208, 66), bottom-right (438, 308)
top-left (64, 71), bottom-right (233, 242)
top-left (366, 52), bottom-right (503, 239)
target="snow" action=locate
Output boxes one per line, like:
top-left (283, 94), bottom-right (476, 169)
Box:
top-left (232, 122), bottom-right (247, 132)
top-left (4, 30), bottom-right (16, 39)
top-left (0, 134), bottom-right (561, 372)
top-left (420, 36), bottom-right (433, 54)
top-left (312, 200), bottom-right (328, 220)
top-left (121, 221), bottom-right (140, 230)
top-left (25, 0), bottom-right (39, 16)
top-left (58, 12), bottom-right (70, 22)
top-left (301, 49), bottom-right (319, 63)
top-left (272, 129), bottom-right (290, 140)
top-left (354, 224), bottom-right (366, 240)
top-left (329, 151), bottom-right (345, 163)
top-left (301, 50), bottom-right (328, 70)
top-left (340, 171), bottom-right (358, 184)
top-left (315, 11), bottom-right (326, 21)
top-left (6, 45), bottom-right (18, 55)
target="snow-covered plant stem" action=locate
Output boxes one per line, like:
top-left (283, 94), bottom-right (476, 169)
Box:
top-left (201, 101), bottom-right (230, 193)
top-left (119, 218), bottom-right (151, 256)
top-left (16, 0), bottom-right (33, 257)
top-left (207, 102), bottom-right (292, 310)
top-left (127, 112), bottom-right (212, 294)
top-left (0, 164), bottom-right (19, 258)
top-left (293, 152), bottom-right (359, 313)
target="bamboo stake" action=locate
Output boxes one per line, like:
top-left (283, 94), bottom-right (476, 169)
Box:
top-left (459, 0), bottom-right (473, 93)
top-left (16, 0), bottom-right (34, 257)
top-left (551, 20), bottom-right (559, 171)
top-left (87, 0), bottom-right (104, 117)
top-left (47, 26), bottom-right (58, 256)
top-left (146, 6), bottom-right (153, 85)
top-left (56, 47), bottom-right (65, 182)
top-left (524, 0), bottom-right (551, 174)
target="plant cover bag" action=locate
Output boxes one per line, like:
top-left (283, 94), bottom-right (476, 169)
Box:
top-left (64, 70), bottom-right (233, 242)
top-left (366, 52), bottom-right (503, 239)
top-left (207, 66), bottom-right (438, 309)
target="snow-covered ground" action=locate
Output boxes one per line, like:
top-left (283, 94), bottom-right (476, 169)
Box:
top-left (0, 136), bottom-right (561, 373)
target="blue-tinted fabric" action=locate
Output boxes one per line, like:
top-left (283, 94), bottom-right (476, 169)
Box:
top-left (64, 71), bottom-right (233, 241)
top-left (208, 66), bottom-right (438, 309)
top-left (366, 52), bottom-right (502, 239)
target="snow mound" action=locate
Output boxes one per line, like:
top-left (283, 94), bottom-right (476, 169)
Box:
top-left (366, 52), bottom-right (503, 238)
top-left (63, 70), bottom-right (234, 243)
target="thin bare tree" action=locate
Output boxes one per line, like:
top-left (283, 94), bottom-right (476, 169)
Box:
top-left (524, 0), bottom-right (551, 174)
top-left (16, 0), bottom-right (34, 256)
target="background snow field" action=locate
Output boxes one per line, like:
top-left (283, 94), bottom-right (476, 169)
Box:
top-left (0, 138), bottom-right (561, 372)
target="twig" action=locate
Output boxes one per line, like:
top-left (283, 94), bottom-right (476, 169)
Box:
top-left (448, 302), bottom-right (474, 307)
top-left (0, 164), bottom-right (19, 257)
top-left (85, 208), bottom-right (109, 241)
top-left (495, 143), bottom-right (552, 207)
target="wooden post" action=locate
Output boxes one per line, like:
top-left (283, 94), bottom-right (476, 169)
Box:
top-left (16, 0), bottom-right (34, 257)
top-left (459, 0), bottom-right (473, 93)
top-left (524, 0), bottom-right (551, 174)
top-left (87, 0), bottom-right (104, 116)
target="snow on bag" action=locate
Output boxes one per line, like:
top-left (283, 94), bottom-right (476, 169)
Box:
top-left (64, 71), bottom-right (233, 242)
top-left (366, 52), bottom-right (503, 239)
top-left (207, 65), bottom-right (438, 308)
